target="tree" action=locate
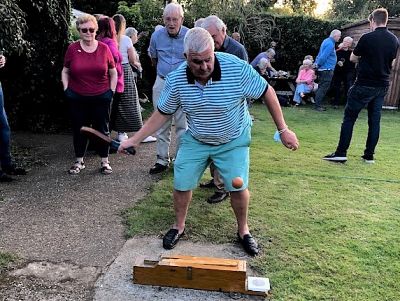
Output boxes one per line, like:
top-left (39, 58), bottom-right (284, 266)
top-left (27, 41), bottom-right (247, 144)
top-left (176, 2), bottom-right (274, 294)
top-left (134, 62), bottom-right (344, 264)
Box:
top-left (1, 0), bottom-right (71, 130)
top-left (0, 0), bottom-right (29, 55)
top-left (281, 0), bottom-right (318, 15)
top-left (330, 0), bottom-right (400, 20)
top-left (71, 0), bottom-right (139, 16)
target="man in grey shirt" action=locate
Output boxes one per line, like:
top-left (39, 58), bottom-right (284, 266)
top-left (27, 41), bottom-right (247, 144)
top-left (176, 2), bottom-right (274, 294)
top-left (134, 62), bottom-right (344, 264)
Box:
top-left (201, 15), bottom-right (249, 203)
top-left (202, 15), bottom-right (248, 62)
top-left (148, 3), bottom-right (188, 174)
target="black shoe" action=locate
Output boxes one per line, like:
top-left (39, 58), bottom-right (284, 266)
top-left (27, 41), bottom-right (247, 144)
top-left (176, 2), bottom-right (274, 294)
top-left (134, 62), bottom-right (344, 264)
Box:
top-left (199, 179), bottom-right (216, 189)
top-left (237, 233), bottom-right (259, 256)
top-left (163, 228), bottom-right (184, 250)
top-left (0, 173), bottom-right (13, 182)
top-left (207, 191), bottom-right (229, 204)
top-left (149, 163), bottom-right (168, 174)
top-left (323, 152), bottom-right (347, 163)
top-left (361, 154), bottom-right (375, 164)
top-left (2, 165), bottom-right (26, 175)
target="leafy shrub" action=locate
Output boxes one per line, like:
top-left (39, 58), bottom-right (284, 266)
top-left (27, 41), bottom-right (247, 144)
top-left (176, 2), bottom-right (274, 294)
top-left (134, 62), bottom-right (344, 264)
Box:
top-left (1, 0), bottom-right (71, 131)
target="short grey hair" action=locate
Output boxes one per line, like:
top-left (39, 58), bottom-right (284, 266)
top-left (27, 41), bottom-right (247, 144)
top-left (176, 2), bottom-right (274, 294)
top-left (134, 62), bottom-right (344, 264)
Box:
top-left (201, 15), bottom-right (226, 32)
top-left (343, 36), bottom-right (353, 44)
top-left (154, 25), bottom-right (164, 31)
top-left (330, 29), bottom-right (341, 38)
top-left (163, 3), bottom-right (184, 18)
top-left (125, 27), bottom-right (138, 37)
top-left (266, 48), bottom-right (276, 57)
top-left (194, 18), bottom-right (205, 28)
top-left (257, 58), bottom-right (269, 69)
top-left (184, 27), bottom-right (215, 55)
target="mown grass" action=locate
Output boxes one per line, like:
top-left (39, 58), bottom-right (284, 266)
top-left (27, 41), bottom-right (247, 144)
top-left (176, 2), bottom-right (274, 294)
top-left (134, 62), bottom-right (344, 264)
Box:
top-left (124, 104), bottom-right (400, 300)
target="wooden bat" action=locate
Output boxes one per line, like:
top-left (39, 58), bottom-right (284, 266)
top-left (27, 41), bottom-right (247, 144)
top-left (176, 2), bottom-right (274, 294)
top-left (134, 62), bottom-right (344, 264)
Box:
top-left (80, 126), bottom-right (136, 155)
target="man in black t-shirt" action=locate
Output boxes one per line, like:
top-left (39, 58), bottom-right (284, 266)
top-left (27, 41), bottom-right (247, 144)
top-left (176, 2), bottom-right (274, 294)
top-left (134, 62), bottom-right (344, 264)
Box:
top-left (323, 8), bottom-right (399, 164)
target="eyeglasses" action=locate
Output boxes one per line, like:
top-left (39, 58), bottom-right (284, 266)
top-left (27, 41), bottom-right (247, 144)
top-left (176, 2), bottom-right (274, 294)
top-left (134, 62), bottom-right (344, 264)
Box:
top-left (80, 28), bottom-right (95, 33)
top-left (164, 17), bottom-right (181, 24)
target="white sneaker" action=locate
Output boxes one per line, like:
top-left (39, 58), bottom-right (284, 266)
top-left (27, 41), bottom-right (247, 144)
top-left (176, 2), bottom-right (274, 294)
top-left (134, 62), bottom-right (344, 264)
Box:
top-left (142, 136), bottom-right (157, 143)
top-left (118, 132), bottom-right (128, 142)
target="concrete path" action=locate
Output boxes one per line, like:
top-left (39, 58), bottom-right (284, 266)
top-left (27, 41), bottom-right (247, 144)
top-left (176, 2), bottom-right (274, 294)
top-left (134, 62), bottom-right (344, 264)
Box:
top-left (0, 132), bottom-right (159, 300)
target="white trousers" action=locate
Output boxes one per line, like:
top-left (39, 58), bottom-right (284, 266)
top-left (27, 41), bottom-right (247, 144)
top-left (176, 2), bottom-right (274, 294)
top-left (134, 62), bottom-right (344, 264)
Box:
top-left (152, 75), bottom-right (187, 166)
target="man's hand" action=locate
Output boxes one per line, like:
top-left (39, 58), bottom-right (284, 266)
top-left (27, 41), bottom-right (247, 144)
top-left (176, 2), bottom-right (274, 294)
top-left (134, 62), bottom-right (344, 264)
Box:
top-left (280, 129), bottom-right (299, 151)
top-left (118, 138), bottom-right (138, 154)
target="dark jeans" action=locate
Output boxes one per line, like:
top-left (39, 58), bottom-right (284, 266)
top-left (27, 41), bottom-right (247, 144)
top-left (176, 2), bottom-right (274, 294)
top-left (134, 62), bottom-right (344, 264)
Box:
top-left (333, 72), bottom-right (354, 106)
top-left (336, 84), bottom-right (388, 157)
top-left (65, 88), bottom-right (113, 158)
top-left (0, 83), bottom-right (12, 169)
top-left (315, 70), bottom-right (334, 108)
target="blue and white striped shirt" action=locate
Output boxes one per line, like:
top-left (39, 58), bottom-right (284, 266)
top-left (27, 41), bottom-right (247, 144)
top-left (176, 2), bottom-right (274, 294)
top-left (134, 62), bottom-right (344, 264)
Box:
top-left (157, 52), bottom-right (268, 145)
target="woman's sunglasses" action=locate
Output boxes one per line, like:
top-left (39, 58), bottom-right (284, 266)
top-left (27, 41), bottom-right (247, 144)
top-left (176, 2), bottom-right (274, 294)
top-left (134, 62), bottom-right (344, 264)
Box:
top-left (80, 28), bottom-right (95, 33)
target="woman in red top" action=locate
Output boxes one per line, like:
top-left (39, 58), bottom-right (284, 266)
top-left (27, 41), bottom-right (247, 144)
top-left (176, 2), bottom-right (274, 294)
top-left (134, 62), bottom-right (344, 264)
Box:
top-left (61, 14), bottom-right (117, 175)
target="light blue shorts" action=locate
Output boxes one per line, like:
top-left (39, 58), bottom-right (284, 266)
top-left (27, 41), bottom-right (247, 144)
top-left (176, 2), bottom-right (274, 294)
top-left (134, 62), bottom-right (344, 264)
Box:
top-left (173, 126), bottom-right (251, 192)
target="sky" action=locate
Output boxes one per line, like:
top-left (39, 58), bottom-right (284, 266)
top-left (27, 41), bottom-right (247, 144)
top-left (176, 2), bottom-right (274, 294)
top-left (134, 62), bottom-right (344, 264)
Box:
top-left (275, 0), bottom-right (332, 15)
top-left (314, 0), bottom-right (331, 15)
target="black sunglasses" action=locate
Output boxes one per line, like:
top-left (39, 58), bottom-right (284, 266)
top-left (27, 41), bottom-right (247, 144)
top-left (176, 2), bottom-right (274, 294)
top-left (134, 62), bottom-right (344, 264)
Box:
top-left (80, 28), bottom-right (95, 33)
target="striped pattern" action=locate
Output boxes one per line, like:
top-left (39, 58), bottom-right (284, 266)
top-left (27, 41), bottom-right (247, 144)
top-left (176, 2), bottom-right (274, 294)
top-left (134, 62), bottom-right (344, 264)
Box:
top-left (111, 63), bottom-right (143, 132)
top-left (157, 52), bottom-right (268, 145)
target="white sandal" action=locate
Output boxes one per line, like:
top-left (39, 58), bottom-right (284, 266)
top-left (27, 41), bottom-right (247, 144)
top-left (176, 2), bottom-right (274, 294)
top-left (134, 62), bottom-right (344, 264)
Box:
top-left (100, 162), bottom-right (112, 175)
top-left (68, 161), bottom-right (85, 174)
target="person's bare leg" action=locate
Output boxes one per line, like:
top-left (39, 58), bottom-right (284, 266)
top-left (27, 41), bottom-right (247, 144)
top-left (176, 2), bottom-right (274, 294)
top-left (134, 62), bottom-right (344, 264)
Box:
top-left (230, 189), bottom-right (259, 255)
top-left (172, 189), bottom-right (192, 233)
top-left (230, 189), bottom-right (250, 237)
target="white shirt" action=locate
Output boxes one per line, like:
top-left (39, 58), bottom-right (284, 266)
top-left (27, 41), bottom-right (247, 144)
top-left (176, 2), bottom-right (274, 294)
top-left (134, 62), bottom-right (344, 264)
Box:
top-left (119, 35), bottom-right (133, 64)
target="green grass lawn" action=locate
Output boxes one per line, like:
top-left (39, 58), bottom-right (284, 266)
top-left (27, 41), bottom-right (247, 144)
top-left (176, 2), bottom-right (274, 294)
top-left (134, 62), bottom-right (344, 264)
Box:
top-left (124, 104), bottom-right (400, 300)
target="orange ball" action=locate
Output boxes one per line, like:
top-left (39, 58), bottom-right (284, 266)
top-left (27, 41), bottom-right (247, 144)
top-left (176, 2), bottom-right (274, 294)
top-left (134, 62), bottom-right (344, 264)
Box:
top-left (232, 177), bottom-right (244, 189)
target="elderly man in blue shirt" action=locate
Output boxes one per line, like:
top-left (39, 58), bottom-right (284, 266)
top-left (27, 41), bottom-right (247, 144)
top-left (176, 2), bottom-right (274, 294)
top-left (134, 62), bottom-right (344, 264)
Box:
top-left (148, 3), bottom-right (189, 174)
top-left (120, 27), bottom-right (299, 256)
top-left (314, 29), bottom-right (341, 111)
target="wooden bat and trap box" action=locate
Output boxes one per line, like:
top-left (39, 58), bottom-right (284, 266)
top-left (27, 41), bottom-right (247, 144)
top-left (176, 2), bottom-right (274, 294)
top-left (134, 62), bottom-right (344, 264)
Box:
top-left (133, 255), bottom-right (271, 297)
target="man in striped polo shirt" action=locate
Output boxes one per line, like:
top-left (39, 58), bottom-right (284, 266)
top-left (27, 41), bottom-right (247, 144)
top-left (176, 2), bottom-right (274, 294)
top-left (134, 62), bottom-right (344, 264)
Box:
top-left (119, 28), bottom-right (299, 256)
